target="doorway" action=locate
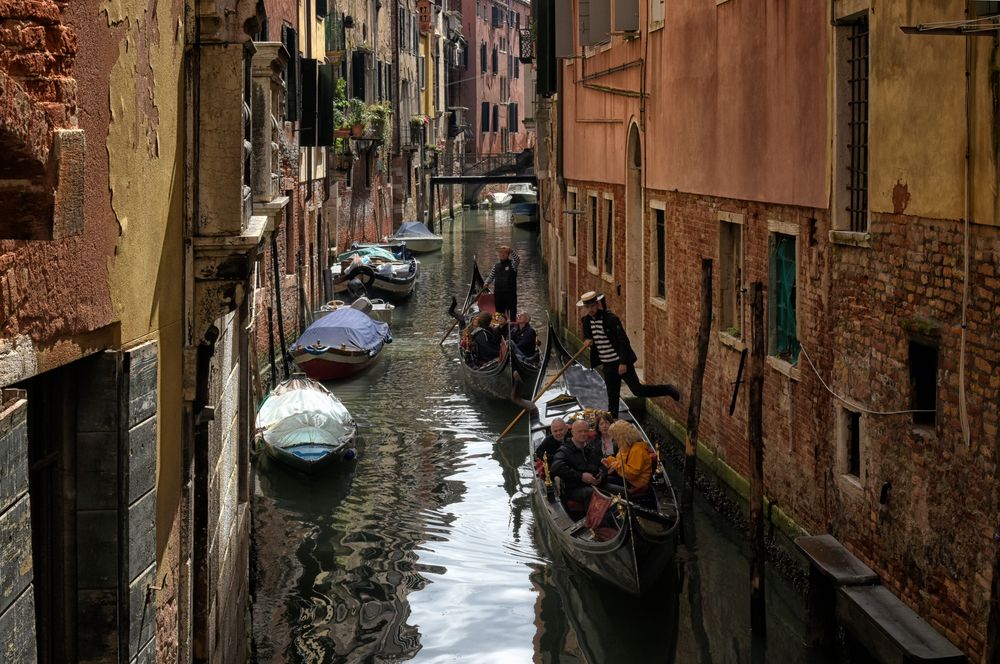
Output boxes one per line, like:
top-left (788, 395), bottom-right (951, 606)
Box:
top-left (625, 123), bottom-right (645, 372)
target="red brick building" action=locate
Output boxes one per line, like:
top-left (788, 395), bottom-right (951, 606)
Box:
top-left (532, 0), bottom-right (999, 660)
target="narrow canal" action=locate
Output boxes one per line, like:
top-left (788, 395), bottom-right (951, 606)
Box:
top-left (250, 210), bottom-right (840, 663)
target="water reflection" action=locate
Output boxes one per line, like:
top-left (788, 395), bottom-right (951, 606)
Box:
top-left (251, 210), bottom-right (835, 664)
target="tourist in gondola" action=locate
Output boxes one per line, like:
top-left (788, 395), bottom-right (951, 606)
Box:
top-left (603, 420), bottom-right (654, 502)
top-left (578, 291), bottom-right (682, 418)
top-left (469, 311), bottom-right (502, 364)
top-left (535, 417), bottom-right (568, 461)
top-left (484, 245), bottom-right (521, 320)
top-left (510, 311), bottom-right (538, 358)
top-left (552, 419), bottom-right (625, 515)
top-left (589, 411), bottom-right (617, 458)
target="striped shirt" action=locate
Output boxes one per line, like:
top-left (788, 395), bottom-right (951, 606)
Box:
top-left (484, 248), bottom-right (521, 286)
top-left (589, 316), bottom-right (620, 363)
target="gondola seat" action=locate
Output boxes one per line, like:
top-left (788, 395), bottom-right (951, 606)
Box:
top-left (553, 477), bottom-right (587, 517)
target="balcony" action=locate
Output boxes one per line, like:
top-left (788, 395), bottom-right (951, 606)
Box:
top-left (519, 28), bottom-right (533, 63)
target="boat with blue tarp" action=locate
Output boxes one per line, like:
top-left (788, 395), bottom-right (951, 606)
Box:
top-left (289, 306), bottom-right (392, 380)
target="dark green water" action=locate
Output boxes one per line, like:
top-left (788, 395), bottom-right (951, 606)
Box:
top-left (250, 210), bottom-right (837, 663)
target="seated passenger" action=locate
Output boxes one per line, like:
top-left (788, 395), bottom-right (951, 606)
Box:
top-left (551, 419), bottom-right (609, 513)
top-left (470, 311), bottom-right (502, 364)
top-left (604, 420), bottom-right (653, 496)
top-left (588, 411), bottom-right (617, 458)
top-left (510, 312), bottom-right (538, 358)
top-left (535, 417), bottom-right (568, 461)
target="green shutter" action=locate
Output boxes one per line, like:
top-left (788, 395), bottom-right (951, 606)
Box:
top-left (771, 234), bottom-right (799, 362)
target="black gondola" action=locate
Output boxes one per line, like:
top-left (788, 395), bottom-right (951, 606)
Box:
top-left (448, 262), bottom-right (539, 401)
top-left (527, 325), bottom-right (681, 596)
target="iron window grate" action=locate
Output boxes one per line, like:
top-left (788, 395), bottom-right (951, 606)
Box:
top-left (846, 18), bottom-right (869, 233)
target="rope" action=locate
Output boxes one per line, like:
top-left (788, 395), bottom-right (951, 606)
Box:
top-left (798, 344), bottom-right (935, 417)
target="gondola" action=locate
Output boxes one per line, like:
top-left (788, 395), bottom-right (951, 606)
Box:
top-left (527, 325), bottom-right (681, 596)
top-left (448, 262), bottom-right (539, 401)
top-left (255, 374), bottom-right (358, 472)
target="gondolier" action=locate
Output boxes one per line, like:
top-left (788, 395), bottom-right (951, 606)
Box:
top-left (578, 291), bottom-right (681, 418)
top-left (484, 245), bottom-right (520, 320)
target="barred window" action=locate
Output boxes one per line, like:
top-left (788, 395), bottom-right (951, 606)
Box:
top-left (768, 233), bottom-right (799, 363)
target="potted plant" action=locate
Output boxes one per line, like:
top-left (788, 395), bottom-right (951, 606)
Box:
top-left (332, 80), bottom-right (350, 138)
top-left (345, 98), bottom-right (366, 137)
top-left (364, 101), bottom-right (393, 141)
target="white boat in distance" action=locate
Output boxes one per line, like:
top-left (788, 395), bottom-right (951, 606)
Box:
top-left (386, 220), bottom-right (443, 253)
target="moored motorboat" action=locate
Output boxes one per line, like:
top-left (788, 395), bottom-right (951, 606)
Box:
top-left (255, 374), bottom-right (358, 472)
top-left (316, 296), bottom-right (395, 325)
top-left (527, 325), bottom-right (681, 596)
top-left (508, 182), bottom-right (539, 229)
top-left (289, 306), bottom-right (392, 380)
top-left (448, 262), bottom-right (540, 401)
top-left (386, 220), bottom-right (443, 253)
top-left (489, 190), bottom-right (512, 207)
top-left (333, 245), bottom-right (419, 300)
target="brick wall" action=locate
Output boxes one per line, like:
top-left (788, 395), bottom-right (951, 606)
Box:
top-left (555, 180), bottom-right (997, 658)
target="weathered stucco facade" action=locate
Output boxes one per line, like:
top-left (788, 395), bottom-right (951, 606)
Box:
top-left (535, 0), bottom-right (999, 659)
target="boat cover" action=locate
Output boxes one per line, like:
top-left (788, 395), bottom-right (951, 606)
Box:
top-left (256, 378), bottom-right (352, 448)
top-left (292, 307), bottom-right (390, 352)
top-left (393, 221), bottom-right (439, 238)
top-left (338, 246), bottom-right (399, 263)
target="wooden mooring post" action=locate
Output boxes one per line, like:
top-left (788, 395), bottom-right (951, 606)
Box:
top-left (682, 258), bottom-right (713, 511)
top-left (266, 305), bottom-right (277, 388)
top-left (270, 234), bottom-right (289, 379)
top-left (748, 282), bottom-right (766, 635)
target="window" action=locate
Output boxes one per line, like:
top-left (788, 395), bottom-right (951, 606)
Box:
top-left (909, 341), bottom-right (937, 427)
top-left (768, 232), bottom-right (798, 363)
top-left (514, 57), bottom-right (520, 79)
top-left (836, 14), bottom-right (869, 232)
top-left (418, 55), bottom-right (426, 90)
top-left (509, 103), bottom-right (518, 133)
top-left (492, 104), bottom-right (499, 133)
top-left (481, 101), bottom-right (489, 132)
top-left (567, 190), bottom-right (578, 257)
top-left (588, 194), bottom-right (598, 267)
top-left (837, 406), bottom-right (863, 481)
top-left (653, 207), bottom-right (665, 299)
top-left (719, 216), bottom-right (743, 337)
top-left (480, 42), bottom-right (488, 73)
top-left (492, 45), bottom-right (499, 74)
top-left (603, 196), bottom-right (614, 275)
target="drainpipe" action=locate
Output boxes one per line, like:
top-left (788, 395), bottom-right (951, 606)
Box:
top-left (959, 27), bottom-right (972, 447)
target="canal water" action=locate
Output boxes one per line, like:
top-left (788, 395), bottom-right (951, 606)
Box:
top-left (251, 210), bottom-right (839, 663)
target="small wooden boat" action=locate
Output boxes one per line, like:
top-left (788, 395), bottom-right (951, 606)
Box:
top-left (448, 262), bottom-right (539, 401)
top-left (316, 296), bottom-right (395, 325)
top-left (255, 374), bottom-right (358, 472)
top-left (333, 245), bottom-right (419, 300)
top-left (386, 221), bottom-right (443, 253)
top-left (528, 325), bottom-right (681, 596)
top-left (289, 307), bottom-right (392, 380)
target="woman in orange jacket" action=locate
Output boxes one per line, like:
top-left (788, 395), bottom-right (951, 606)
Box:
top-left (603, 420), bottom-right (652, 494)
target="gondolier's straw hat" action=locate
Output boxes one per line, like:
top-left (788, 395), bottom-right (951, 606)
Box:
top-left (576, 291), bottom-right (605, 307)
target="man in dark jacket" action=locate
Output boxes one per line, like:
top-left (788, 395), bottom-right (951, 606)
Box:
top-left (551, 419), bottom-right (607, 508)
top-left (469, 311), bottom-right (501, 364)
top-left (535, 417), bottom-right (568, 461)
top-left (510, 312), bottom-right (537, 358)
top-left (484, 245), bottom-right (520, 320)
top-left (578, 291), bottom-right (681, 418)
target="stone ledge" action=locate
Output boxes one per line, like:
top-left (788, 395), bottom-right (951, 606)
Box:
top-left (829, 229), bottom-right (872, 248)
top-left (766, 355), bottom-right (802, 381)
top-left (719, 331), bottom-right (745, 351)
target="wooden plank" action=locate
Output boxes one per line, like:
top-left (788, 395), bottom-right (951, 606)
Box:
top-left (76, 352), bottom-right (119, 433)
top-left (0, 496), bottom-right (33, 617)
top-left (748, 283), bottom-right (766, 635)
top-left (76, 509), bottom-right (119, 589)
top-left (0, 587), bottom-right (38, 664)
top-left (76, 432), bottom-right (118, 510)
top-left (76, 588), bottom-right (119, 662)
top-left (127, 417), bottom-right (156, 505)
top-left (128, 565), bottom-right (157, 659)
top-left (127, 490), bottom-right (156, 583)
top-left (837, 585), bottom-right (966, 663)
top-left (0, 396), bottom-right (28, 515)
top-left (795, 534), bottom-right (879, 586)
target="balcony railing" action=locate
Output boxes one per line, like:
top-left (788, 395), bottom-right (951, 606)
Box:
top-left (519, 28), bottom-right (533, 63)
top-left (325, 13), bottom-right (345, 54)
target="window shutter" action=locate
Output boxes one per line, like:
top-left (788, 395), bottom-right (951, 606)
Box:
top-left (317, 63), bottom-right (335, 146)
top-left (481, 101), bottom-right (489, 132)
top-left (615, 0), bottom-right (639, 32)
top-left (554, 0), bottom-right (574, 57)
top-left (300, 58), bottom-right (318, 146)
top-left (583, 0), bottom-right (610, 45)
top-left (283, 26), bottom-right (299, 121)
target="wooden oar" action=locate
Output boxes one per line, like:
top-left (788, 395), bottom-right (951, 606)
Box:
top-left (496, 342), bottom-right (589, 442)
top-left (438, 285), bottom-right (487, 345)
